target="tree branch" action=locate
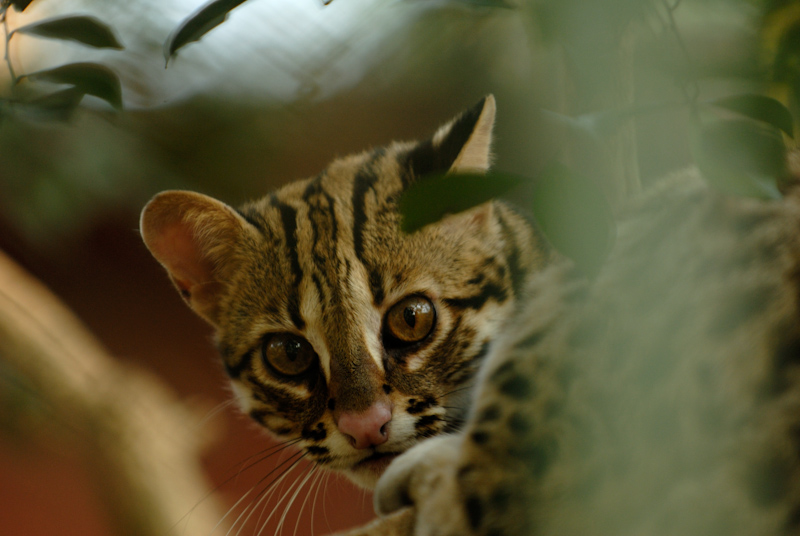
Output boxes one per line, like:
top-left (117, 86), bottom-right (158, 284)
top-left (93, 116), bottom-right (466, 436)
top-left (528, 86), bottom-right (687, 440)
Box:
top-left (0, 250), bottom-right (228, 536)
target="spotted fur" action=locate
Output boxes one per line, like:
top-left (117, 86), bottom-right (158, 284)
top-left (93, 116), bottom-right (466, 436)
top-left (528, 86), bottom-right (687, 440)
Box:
top-left (374, 169), bottom-right (800, 536)
top-left (140, 96), bottom-right (547, 488)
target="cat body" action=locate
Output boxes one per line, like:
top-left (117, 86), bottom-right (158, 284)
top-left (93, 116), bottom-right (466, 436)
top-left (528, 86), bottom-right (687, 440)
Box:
top-left (142, 97), bottom-right (800, 536)
top-left (140, 96), bottom-right (546, 488)
top-left (373, 169), bottom-right (800, 536)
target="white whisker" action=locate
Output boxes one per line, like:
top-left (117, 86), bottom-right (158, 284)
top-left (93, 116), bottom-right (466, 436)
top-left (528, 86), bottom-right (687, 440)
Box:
top-left (224, 450), bottom-right (305, 536)
top-left (309, 468), bottom-right (324, 535)
top-left (159, 440), bottom-right (302, 536)
top-left (253, 458), bottom-right (311, 536)
top-left (321, 471), bottom-right (335, 535)
top-left (252, 468), bottom-right (298, 535)
top-left (276, 464), bottom-right (318, 535)
top-left (194, 399), bottom-right (238, 432)
top-left (304, 466), bottom-right (324, 536)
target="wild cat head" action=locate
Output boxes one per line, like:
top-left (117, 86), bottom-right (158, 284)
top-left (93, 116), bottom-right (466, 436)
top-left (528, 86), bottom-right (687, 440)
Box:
top-left (140, 95), bottom-right (545, 487)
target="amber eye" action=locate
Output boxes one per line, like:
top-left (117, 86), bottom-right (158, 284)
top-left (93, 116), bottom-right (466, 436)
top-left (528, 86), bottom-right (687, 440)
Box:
top-left (261, 334), bottom-right (316, 377)
top-left (385, 296), bottom-right (436, 343)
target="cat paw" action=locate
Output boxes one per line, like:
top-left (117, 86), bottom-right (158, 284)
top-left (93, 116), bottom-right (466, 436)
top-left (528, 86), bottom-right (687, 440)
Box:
top-left (330, 507), bottom-right (415, 536)
top-left (374, 434), bottom-right (473, 536)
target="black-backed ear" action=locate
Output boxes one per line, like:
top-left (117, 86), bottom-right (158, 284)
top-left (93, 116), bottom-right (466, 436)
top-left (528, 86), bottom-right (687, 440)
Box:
top-left (405, 94), bottom-right (496, 179)
top-left (140, 191), bottom-right (251, 326)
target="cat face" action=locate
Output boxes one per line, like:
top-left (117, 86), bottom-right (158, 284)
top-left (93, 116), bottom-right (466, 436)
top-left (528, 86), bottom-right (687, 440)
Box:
top-left (140, 96), bottom-right (546, 487)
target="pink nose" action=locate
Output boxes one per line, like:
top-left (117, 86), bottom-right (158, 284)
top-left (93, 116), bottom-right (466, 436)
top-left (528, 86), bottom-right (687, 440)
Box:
top-left (337, 401), bottom-right (392, 449)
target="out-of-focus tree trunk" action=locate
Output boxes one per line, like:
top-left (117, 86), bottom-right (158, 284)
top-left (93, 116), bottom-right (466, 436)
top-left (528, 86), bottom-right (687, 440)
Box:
top-left (0, 250), bottom-right (228, 536)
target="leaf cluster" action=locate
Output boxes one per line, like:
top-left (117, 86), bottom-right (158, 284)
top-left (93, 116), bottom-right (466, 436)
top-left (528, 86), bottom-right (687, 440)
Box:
top-left (164, 0), bottom-right (248, 66)
top-left (400, 166), bottom-right (616, 279)
top-left (690, 94), bottom-right (792, 200)
top-left (399, 92), bottom-right (793, 278)
top-left (14, 0), bottom-right (785, 277)
top-left (1, 0), bottom-right (124, 121)
top-left (391, 0), bottom-right (796, 278)
top-left (163, 0), bottom-right (342, 65)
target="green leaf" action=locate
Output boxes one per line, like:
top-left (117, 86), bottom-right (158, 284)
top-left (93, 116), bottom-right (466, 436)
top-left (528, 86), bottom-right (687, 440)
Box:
top-left (445, 0), bottom-right (516, 7)
top-left (10, 0), bottom-right (35, 11)
top-left (706, 94), bottom-right (794, 139)
top-left (690, 117), bottom-right (786, 200)
top-left (771, 22), bottom-right (800, 88)
top-left (543, 102), bottom-right (676, 141)
top-left (14, 87), bottom-right (85, 121)
top-left (0, 99), bottom-right (9, 125)
top-left (22, 63), bottom-right (122, 110)
top-left (164, 0), bottom-right (248, 65)
top-left (398, 171), bottom-right (526, 233)
top-left (14, 16), bottom-right (123, 49)
top-left (530, 162), bottom-right (615, 279)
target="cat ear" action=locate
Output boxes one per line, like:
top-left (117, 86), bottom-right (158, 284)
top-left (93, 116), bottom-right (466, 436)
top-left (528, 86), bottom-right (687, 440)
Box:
top-left (140, 191), bottom-right (249, 326)
top-left (405, 94), bottom-right (496, 179)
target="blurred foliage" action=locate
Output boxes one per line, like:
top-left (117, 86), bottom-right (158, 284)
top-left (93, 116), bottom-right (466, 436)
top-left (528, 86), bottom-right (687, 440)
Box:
top-left (21, 62), bottom-right (123, 109)
top-left (398, 0), bottom-right (796, 274)
top-left (399, 171), bottom-right (526, 233)
top-left (164, 0), bottom-right (247, 65)
top-left (14, 15), bottom-right (123, 49)
top-left (528, 162), bottom-right (616, 278)
top-left (763, 0), bottom-right (800, 122)
top-left (0, 0), bottom-right (124, 117)
top-left (1, 0), bottom-right (800, 266)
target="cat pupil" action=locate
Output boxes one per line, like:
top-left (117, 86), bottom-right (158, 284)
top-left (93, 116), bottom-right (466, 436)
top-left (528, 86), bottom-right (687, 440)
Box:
top-left (286, 339), bottom-right (300, 361)
top-left (404, 307), bottom-right (417, 328)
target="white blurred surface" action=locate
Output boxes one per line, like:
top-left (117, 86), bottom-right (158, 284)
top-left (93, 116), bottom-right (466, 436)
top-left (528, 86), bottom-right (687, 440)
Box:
top-left (4, 0), bottom-right (429, 107)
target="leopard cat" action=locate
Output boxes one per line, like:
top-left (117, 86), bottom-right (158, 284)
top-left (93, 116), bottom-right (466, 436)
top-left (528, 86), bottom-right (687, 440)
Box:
top-left (365, 165), bottom-right (800, 536)
top-left (139, 96), bottom-right (548, 490)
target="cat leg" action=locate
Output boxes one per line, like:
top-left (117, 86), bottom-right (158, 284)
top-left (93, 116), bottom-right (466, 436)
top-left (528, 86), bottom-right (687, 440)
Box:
top-left (376, 434), bottom-right (471, 536)
top-left (331, 507), bottom-right (415, 536)
top-left (375, 409), bottom-right (539, 536)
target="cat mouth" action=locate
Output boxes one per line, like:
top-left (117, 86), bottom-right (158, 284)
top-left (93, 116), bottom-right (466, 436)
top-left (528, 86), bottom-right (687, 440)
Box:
top-left (354, 452), bottom-right (399, 475)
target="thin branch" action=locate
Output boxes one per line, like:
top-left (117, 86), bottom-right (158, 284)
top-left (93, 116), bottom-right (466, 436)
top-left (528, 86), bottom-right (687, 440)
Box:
top-left (668, 0), bottom-right (684, 11)
top-left (661, 0), bottom-right (699, 106)
top-left (2, 8), bottom-right (16, 85)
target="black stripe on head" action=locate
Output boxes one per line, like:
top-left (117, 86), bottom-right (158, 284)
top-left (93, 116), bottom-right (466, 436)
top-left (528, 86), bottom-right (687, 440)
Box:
top-left (496, 208), bottom-right (528, 298)
top-left (444, 282), bottom-right (509, 311)
top-left (351, 149), bottom-right (390, 306)
top-left (443, 339), bottom-right (492, 384)
top-left (311, 273), bottom-right (325, 307)
top-left (221, 344), bottom-right (253, 380)
top-left (303, 175), bottom-right (339, 256)
top-left (369, 270), bottom-right (385, 306)
top-left (403, 97), bottom-right (488, 185)
top-left (303, 175), bottom-right (341, 305)
top-left (236, 206), bottom-right (268, 234)
top-left (271, 197), bottom-right (305, 330)
top-left (351, 149), bottom-right (385, 263)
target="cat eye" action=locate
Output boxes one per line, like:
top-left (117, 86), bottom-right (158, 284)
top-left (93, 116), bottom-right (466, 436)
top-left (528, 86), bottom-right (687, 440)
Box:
top-left (261, 334), bottom-right (316, 377)
top-left (384, 295), bottom-right (435, 344)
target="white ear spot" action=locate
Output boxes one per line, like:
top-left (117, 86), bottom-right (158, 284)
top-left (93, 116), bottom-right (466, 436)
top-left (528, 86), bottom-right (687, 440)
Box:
top-left (434, 94), bottom-right (496, 174)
